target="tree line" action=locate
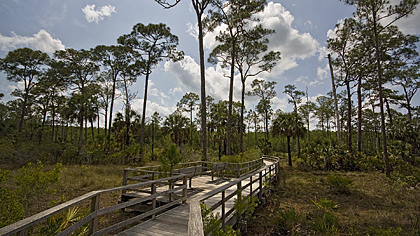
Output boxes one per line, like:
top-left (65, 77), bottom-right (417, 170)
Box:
top-left (0, 0), bottom-right (419, 173)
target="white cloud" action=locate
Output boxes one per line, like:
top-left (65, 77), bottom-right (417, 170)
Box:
top-left (198, 2), bottom-right (319, 76)
top-left (271, 96), bottom-right (288, 112)
top-left (304, 20), bottom-right (314, 30)
top-left (0, 29), bottom-right (65, 54)
top-left (169, 87), bottom-right (182, 95)
top-left (131, 98), bottom-right (175, 118)
top-left (165, 55), bottom-right (239, 102)
top-left (255, 2), bottom-right (319, 75)
top-left (149, 81), bottom-right (170, 104)
top-left (82, 4), bottom-right (116, 23)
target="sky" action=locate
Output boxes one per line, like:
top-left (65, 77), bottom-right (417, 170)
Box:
top-left (1, 0), bottom-right (419, 125)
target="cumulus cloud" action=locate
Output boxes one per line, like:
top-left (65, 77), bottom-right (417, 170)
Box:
top-left (0, 29), bottom-right (65, 54)
top-left (198, 2), bottom-right (319, 76)
top-left (82, 4), bottom-right (116, 23)
top-left (165, 55), bottom-right (238, 102)
top-left (131, 98), bottom-right (175, 118)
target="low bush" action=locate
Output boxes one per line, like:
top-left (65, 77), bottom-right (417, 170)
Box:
top-left (325, 174), bottom-right (353, 194)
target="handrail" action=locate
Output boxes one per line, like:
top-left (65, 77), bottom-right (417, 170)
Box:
top-left (0, 174), bottom-right (189, 236)
top-left (189, 156), bottom-right (280, 234)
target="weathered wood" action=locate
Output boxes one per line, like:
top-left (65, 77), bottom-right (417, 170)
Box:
top-left (188, 199), bottom-right (204, 236)
top-left (89, 195), bottom-right (100, 235)
top-left (1, 157), bottom-right (280, 236)
top-left (93, 200), bottom-right (184, 236)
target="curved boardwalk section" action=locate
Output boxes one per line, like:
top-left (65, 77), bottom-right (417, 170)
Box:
top-left (117, 158), bottom-right (279, 236)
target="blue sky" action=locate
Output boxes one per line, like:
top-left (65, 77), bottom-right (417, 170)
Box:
top-left (1, 0), bottom-right (419, 123)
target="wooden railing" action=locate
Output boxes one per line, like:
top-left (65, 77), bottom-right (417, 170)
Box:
top-left (0, 156), bottom-right (277, 236)
top-left (0, 174), bottom-right (188, 236)
top-left (122, 158), bottom-right (264, 187)
top-left (188, 156), bottom-right (280, 235)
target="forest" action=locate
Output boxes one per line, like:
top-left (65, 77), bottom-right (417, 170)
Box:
top-left (0, 0), bottom-right (420, 235)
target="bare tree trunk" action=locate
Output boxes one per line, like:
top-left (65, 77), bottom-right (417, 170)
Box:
top-left (328, 54), bottom-right (341, 142)
top-left (373, 9), bottom-right (390, 177)
top-left (346, 79), bottom-right (353, 154)
top-left (239, 76), bottom-right (245, 153)
top-left (357, 75), bottom-right (362, 153)
top-left (140, 69), bottom-right (150, 153)
top-left (227, 40), bottom-right (236, 156)
top-left (194, 2), bottom-right (207, 161)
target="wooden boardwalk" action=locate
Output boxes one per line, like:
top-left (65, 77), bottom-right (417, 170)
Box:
top-left (0, 157), bottom-right (279, 236)
top-left (117, 162), bottom-right (272, 236)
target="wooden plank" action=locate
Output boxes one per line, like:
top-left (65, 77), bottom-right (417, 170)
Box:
top-left (188, 199), bottom-right (204, 236)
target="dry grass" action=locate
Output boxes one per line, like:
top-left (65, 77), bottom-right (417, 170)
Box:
top-left (244, 160), bottom-right (420, 235)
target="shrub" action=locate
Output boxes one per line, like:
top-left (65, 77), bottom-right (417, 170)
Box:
top-left (201, 202), bottom-right (239, 236)
top-left (325, 174), bottom-right (353, 194)
top-left (15, 161), bottom-right (63, 214)
top-left (158, 143), bottom-right (183, 177)
top-left (272, 208), bottom-right (303, 235)
top-left (311, 198), bottom-right (340, 236)
top-left (0, 169), bottom-right (24, 227)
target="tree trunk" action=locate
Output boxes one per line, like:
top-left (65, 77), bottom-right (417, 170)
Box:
top-left (91, 119), bottom-right (94, 140)
top-left (373, 8), bottom-right (390, 177)
top-left (39, 109), bottom-right (47, 144)
top-left (287, 135), bottom-right (292, 167)
top-left (328, 54), bottom-right (341, 142)
top-left (97, 110), bottom-right (100, 137)
top-left (240, 75), bottom-right (245, 153)
top-left (227, 40), bottom-right (236, 156)
top-left (346, 79), bottom-right (353, 154)
top-left (195, 4), bottom-right (207, 161)
top-left (190, 110), bottom-right (193, 146)
top-left (19, 91), bottom-right (29, 132)
top-left (140, 69), bottom-right (150, 153)
top-left (384, 97), bottom-right (393, 126)
top-left (108, 76), bottom-right (117, 145)
top-left (357, 75), bottom-right (362, 153)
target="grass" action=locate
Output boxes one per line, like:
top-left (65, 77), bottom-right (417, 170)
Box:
top-left (1, 163), bottom-right (141, 234)
top-left (244, 159), bottom-right (420, 235)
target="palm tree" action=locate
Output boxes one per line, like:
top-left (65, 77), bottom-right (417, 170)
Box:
top-left (272, 111), bottom-right (306, 167)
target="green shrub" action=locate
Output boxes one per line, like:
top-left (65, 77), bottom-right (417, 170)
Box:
top-left (37, 207), bottom-right (88, 236)
top-left (311, 198), bottom-right (340, 236)
top-left (234, 191), bottom-right (259, 221)
top-left (272, 208), bottom-right (303, 235)
top-left (0, 169), bottom-right (24, 227)
top-left (158, 143), bottom-right (183, 177)
top-left (313, 212), bottom-right (339, 236)
top-left (201, 202), bottom-right (239, 236)
top-left (325, 174), bottom-right (353, 194)
top-left (16, 161), bottom-right (63, 214)
top-left (311, 198), bottom-right (339, 212)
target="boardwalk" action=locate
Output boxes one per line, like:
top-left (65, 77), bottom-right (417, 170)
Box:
top-left (0, 157), bottom-right (279, 236)
top-left (117, 161), bottom-right (273, 236)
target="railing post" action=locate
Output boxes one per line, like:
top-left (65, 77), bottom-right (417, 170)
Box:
top-left (249, 176), bottom-right (253, 201)
top-left (17, 229), bottom-right (28, 236)
top-left (259, 171), bottom-right (263, 200)
top-left (183, 175), bottom-right (187, 203)
top-left (152, 182), bottom-right (156, 219)
top-left (221, 190), bottom-right (226, 230)
top-left (237, 164), bottom-right (240, 177)
top-left (169, 180), bottom-right (173, 202)
top-left (89, 195), bottom-right (100, 235)
top-left (122, 169), bottom-right (128, 195)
